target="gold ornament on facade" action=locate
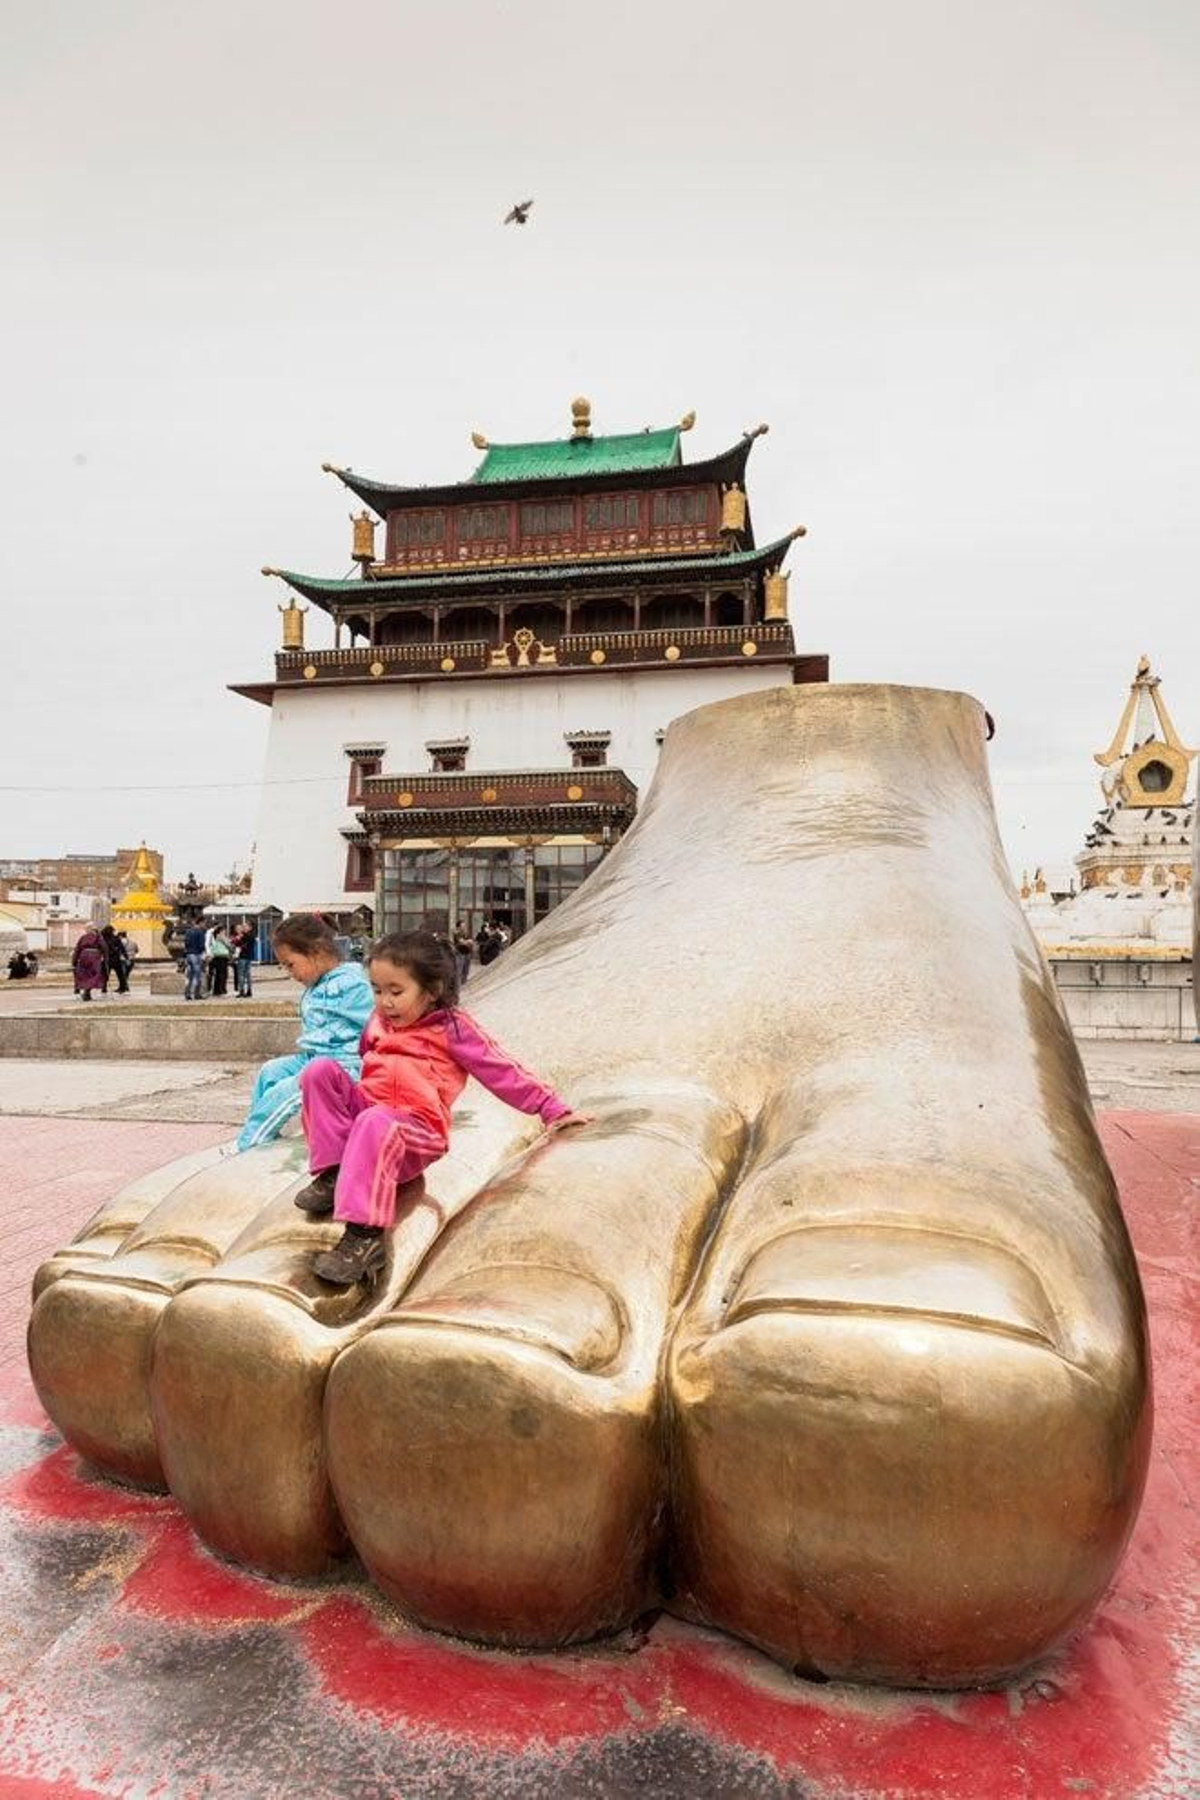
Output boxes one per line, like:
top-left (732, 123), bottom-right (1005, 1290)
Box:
top-left (278, 598), bottom-right (308, 649)
top-left (590, 648), bottom-right (606, 665)
top-left (678, 410), bottom-right (696, 432)
top-left (741, 641), bottom-right (758, 657)
top-left (351, 511), bottom-right (378, 565)
top-left (440, 657), bottom-right (457, 673)
top-left (398, 792), bottom-right (414, 808)
top-left (471, 431), bottom-right (489, 451)
top-left (664, 645), bottom-right (681, 662)
top-left (303, 663), bottom-right (317, 681)
top-left (491, 630), bottom-right (559, 670)
top-left (571, 396), bottom-right (592, 440)
top-left (566, 784), bottom-right (584, 801)
top-left (720, 484), bottom-right (747, 535)
top-left (764, 571), bottom-right (790, 621)
top-left (370, 660), bottom-right (385, 679)
top-left (481, 787), bottom-right (498, 804)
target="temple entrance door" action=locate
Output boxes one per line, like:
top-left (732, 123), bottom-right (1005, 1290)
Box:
top-left (456, 846), bottom-right (528, 939)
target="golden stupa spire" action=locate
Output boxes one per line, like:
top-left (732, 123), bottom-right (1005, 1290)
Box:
top-left (1094, 656), bottom-right (1195, 767)
top-left (1093, 657), bottom-right (1196, 809)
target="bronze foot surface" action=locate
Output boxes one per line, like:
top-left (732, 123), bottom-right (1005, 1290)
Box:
top-left (25, 686), bottom-right (1151, 1685)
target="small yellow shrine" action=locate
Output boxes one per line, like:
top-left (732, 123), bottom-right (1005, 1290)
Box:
top-left (110, 845), bottom-right (172, 962)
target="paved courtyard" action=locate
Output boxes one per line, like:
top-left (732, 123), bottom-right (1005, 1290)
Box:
top-left (0, 1045), bottom-right (1194, 1797)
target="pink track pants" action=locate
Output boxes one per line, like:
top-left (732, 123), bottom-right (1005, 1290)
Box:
top-left (299, 1057), bottom-right (447, 1228)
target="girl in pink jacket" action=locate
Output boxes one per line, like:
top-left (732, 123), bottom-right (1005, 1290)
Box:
top-left (297, 929), bottom-right (590, 1285)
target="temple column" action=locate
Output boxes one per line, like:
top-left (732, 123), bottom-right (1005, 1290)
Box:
top-left (523, 843), bottom-right (537, 931)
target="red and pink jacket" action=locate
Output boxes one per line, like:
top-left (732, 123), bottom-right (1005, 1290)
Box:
top-left (357, 1007), bottom-right (570, 1140)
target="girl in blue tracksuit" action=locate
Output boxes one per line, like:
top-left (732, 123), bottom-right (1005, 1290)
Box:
top-left (236, 914), bottom-right (374, 1153)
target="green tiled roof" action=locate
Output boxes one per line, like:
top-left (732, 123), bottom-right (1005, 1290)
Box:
top-left (268, 533), bottom-right (799, 611)
top-left (471, 428), bottom-right (681, 484)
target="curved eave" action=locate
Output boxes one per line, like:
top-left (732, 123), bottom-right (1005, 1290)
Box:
top-left (267, 532), bottom-right (801, 615)
top-left (325, 437), bottom-right (755, 513)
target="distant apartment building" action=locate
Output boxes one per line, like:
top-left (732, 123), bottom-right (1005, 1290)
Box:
top-left (0, 847), bottom-right (164, 899)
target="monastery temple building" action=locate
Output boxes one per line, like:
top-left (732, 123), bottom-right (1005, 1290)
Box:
top-left (237, 401), bottom-right (827, 936)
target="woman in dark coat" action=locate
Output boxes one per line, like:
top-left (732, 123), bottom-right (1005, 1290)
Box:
top-left (72, 928), bottom-right (105, 1001)
top-left (100, 924), bottom-right (129, 994)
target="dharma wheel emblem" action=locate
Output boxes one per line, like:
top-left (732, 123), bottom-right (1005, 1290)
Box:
top-left (490, 627), bottom-right (558, 670)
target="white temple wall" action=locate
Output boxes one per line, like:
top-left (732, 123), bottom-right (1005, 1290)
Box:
top-left (247, 663), bottom-right (791, 912)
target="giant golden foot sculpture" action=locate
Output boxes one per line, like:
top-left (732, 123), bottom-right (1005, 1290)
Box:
top-left (27, 686), bottom-right (1151, 1686)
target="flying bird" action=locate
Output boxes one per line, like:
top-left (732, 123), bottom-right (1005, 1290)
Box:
top-left (504, 198), bottom-right (534, 225)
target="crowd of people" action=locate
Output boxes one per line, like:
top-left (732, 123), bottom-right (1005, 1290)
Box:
top-left (180, 919), bottom-right (257, 1001)
top-left (450, 917), bottom-right (511, 986)
top-left (61, 911), bottom-right (513, 1006)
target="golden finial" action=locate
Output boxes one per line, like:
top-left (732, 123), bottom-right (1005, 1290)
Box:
top-left (743, 422), bottom-right (770, 441)
top-left (320, 462), bottom-right (343, 475)
top-left (471, 431), bottom-right (489, 451)
top-left (791, 524), bottom-right (808, 539)
top-left (678, 410), bottom-right (696, 432)
top-left (261, 566), bottom-right (279, 577)
top-left (350, 510), bottom-right (377, 565)
top-left (278, 598), bottom-right (308, 649)
top-left (571, 396), bottom-right (593, 440)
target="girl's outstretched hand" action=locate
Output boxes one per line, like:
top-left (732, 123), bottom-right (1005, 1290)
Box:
top-left (545, 1111), bottom-right (596, 1135)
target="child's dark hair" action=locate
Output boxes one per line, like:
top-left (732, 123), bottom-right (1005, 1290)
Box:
top-left (273, 913), bottom-right (340, 958)
top-left (368, 930), bottom-right (459, 1008)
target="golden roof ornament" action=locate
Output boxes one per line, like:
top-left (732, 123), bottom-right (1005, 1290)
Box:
top-left (278, 598), bottom-right (308, 650)
top-left (720, 484), bottom-right (748, 536)
top-left (764, 570), bottom-right (790, 620)
top-left (350, 510), bottom-right (377, 565)
top-left (570, 396), bottom-right (593, 441)
top-left (471, 431), bottom-right (489, 450)
top-left (1093, 655), bottom-right (1196, 809)
top-left (678, 410), bottom-right (696, 432)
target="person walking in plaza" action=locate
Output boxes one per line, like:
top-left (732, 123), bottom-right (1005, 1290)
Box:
top-left (71, 927), bottom-right (105, 1001)
top-left (295, 929), bottom-right (592, 1286)
top-left (452, 918), bottom-right (474, 990)
top-left (119, 933), bottom-right (137, 988)
top-left (233, 921), bottom-right (255, 997)
top-left (99, 925), bottom-right (122, 994)
top-left (235, 913), bottom-right (374, 1153)
top-left (208, 924), bottom-right (232, 997)
top-left (182, 918), bottom-right (207, 1001)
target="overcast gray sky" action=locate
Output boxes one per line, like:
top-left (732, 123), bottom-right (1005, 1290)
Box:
top-left (2, 0), bottom-right (1196, 888)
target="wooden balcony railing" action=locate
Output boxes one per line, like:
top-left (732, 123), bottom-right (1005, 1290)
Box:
top-left (275, 622), bottom-right (794, 685)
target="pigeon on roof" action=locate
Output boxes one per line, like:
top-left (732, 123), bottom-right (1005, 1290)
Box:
top-left (504, 199), bottom-right (534, 225)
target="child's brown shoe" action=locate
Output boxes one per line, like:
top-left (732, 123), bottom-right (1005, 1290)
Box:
top-left (313, 1225), bottom-right (385, 1286)
top-left (294, 1166), bottom-right (338, 1216)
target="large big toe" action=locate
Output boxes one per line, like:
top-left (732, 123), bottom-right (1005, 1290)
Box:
top-left (326, 1081), bottom-right (744, 1647)
top-left (668, 1113), bottom-right (1151, 1687)
top-left (27, 1140), bottom-right (305, 1487)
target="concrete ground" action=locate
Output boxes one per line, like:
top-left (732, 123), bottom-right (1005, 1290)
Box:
top-left (0, 1045), bottom-right (1194, 1797)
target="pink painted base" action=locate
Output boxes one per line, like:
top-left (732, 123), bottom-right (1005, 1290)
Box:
top-left (0, 1113), bottom-right (1193, 1798)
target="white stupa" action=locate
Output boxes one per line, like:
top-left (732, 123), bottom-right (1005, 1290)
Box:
top-left (1023, 656), bottom-right (1195, 956)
